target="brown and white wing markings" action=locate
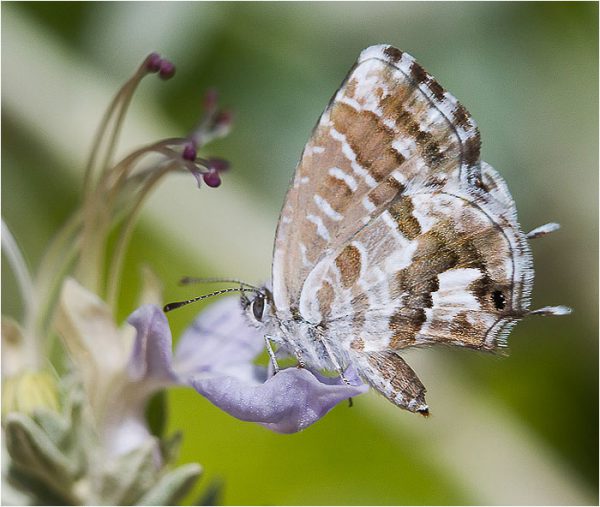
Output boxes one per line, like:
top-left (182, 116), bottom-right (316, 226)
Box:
top-left (355, 351), bottom-right (428, 414)
top-left (302, 176), bottom-right (533, 412)
top-left (272, 44), bottom-right (482, 319)
top-left (272, 44), bottom-right (534, 413)
top-left (306, 179), bottom-right (532, 349)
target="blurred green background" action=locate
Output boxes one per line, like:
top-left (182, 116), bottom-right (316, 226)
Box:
top-left (2, 2), bottom-right (597, 505)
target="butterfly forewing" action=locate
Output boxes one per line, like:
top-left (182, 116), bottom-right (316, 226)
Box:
top-left (273, 45), bottom-right (482, 318)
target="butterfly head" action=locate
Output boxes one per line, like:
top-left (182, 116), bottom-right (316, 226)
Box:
top-left (241, 286), bottom-right (277, 331)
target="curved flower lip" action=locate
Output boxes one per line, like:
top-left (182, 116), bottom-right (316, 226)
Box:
top-left (190, 366), bottom-right (367, 433)
top-left (129, 297), bottom-right (368, 433)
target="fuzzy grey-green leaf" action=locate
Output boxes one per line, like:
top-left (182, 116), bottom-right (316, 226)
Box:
top-left (5, 413), bottom-right (76, 485)
top-left (32, 409), bottom-right (69, 448)
top-left (160, 431), bottom-right (183, 465)
top-left (135, 463), bottom-right (202, 506)
top-left (98, 440), bottom-right (158, 505)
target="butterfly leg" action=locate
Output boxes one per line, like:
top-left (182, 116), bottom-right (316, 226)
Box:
top-left (264, 335), bottom-right (280, 374)
top-left (293, 347), bottom-right (306, 368)
top-left (318, 336), bottom-right (351, 386)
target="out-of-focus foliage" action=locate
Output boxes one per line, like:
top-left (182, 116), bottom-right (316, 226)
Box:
top-left (2, 2), bottom-right (597, 505)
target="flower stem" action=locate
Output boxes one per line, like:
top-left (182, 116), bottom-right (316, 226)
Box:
top-left (1, 220), bottom-right (41, 370)
top-left (79, 63), bottom-right (150, 294)
top-left (104, 138), bottom-right (184, 204)
top-left (35, 210), bottom-right (82, 297)
top-left (82, 66), bottom-right (147, 199)
top-left (105, 159), bottom-right (179, 311)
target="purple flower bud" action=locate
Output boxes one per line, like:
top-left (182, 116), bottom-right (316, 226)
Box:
top-left (203, 88), bottom-right (219, 112)
top-left (214, 110), bottom-right (234, 128)
top-left (182, 143), bottom-right (197, 161)
top-left (159, 60), bottom-right (176, 80)
top-left (208, 158), bottom-right (230, 172)
top-left (145, 52), bottom-right (162, 73)
top-left (203, 169), bottom-right (222, 188)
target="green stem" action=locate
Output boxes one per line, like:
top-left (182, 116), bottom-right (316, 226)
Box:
top-left (82, 67), bottom-right (146, 199)
top-left (105, 161), bottom-right (179, 311)
top-left (104, 138), bottom-right (184, 205)
top-left (36, 237), bottom-right (82, 337)
top-left (79, 65), bottom-right (149, 294)
top-left (35, 210), bottom-right (82, 295)
top-left (77, 185), bottom-right (110, 295)
top-left (1, 220), bottom-right (41, 370)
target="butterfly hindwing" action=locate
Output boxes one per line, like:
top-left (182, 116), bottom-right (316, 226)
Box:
top-left (303, 177), bottom-right (532, 352)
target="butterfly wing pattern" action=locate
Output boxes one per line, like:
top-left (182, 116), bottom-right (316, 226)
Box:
top-left (271, 45), bottom-right (555, 414)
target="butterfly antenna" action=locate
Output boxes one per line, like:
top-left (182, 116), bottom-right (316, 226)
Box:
top-left (179, 276), bottom-right (260, 291)
top-left (164, 287), bottom-right (255, 313)
top-left (526, 222), bottom-right (560, 240)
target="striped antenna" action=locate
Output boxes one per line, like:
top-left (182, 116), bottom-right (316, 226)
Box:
top-left (163, 287), bottom-right (255, 313)
top-left (179, 276), bottom-right (261, 291)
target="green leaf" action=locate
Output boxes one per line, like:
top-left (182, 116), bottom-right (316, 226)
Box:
top-left (5, 413), bottom-right (77, 503)
top-left (97, 440), bottom-right (158, 505)
top-left (160, 431), bottom-right (183, 465)
top-left (135, 463), bottom-right (202, 506)
top-left (32, 408), bottom-right (69, 448)
top-left (196, 478), bottom-right (224, 506)
top-left (5, 461), bottom-right (77, 505)
top-left (5, 413), bottom-right (76, 492)
top-left (62, 387), bottom-right (91, 476)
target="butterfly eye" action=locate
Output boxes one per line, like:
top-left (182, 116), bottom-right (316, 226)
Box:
top-left (252, 295), bottom-right (265, 321)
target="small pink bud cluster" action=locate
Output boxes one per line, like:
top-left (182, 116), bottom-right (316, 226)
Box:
top-left (200, 90), bottom-right (234, 138)
top-left (182, 148), bottom-right (230, 188)
top-left (181, 89), bottom-right (235, 188)
top-left (144, 52), bottom-right (176, 80)
top-left (126, 54), bottom-right (234, 189)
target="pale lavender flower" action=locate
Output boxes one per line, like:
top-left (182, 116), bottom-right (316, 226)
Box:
top-left (3, 51), bottom-right (233, 505)
top-left (127, 297), bottom-right (368, 434)
top-left (48, 51), bottom-right (235, 457)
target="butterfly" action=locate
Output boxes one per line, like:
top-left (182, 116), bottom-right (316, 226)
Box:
top-left (177, 45), bottom-right (570, 415)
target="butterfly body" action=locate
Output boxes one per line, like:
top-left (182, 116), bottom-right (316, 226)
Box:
top-left (244, 292), bottom-right (353, 372)
top-left (240, 45), bottom-right (567, 414)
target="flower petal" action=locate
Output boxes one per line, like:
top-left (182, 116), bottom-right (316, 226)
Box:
top-left (56, 278), bottom-right (128, 375)
top-left (105, 304), bottom-right (179, 458)
top-left (103, 408), bottom-right (155, 457)
top-left (189, 367), bottom-right (368, 433)
top-left (55, 278), bottom-right (131, 421)
top-left (174, 297), bottom-right (264, 381)
top-left (127, 305), bottom-right (178, 384)
top-left (1, 318), bottom-right (28, 378)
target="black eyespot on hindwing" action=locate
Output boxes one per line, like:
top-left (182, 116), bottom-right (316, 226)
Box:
top-left (492, 290), bottom-right (506, 310)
